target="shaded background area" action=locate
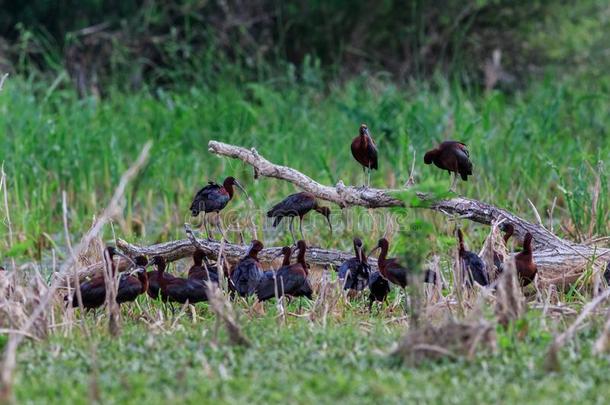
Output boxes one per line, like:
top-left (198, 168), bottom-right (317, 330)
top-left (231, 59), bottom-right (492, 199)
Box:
top-left (1, 0), bottom-right (609, 94)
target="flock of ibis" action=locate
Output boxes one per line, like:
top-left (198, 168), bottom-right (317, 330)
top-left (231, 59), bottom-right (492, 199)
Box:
top-left (48, 123), bottom-right (568, 311)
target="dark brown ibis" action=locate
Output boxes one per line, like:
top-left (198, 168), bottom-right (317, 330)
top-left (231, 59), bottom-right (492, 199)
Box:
top-left (257, 240), bottom-right (312, 301)
top-left (146, 256), bottom-right (177, 299)
top-left (230, 240), bottom-right (265, 297)
top-left (337, 238), bottom-right (370, 292)
top-left (151, 255), bottom-right (208, 304)
top-left (457, 229), bottom-right (489, 287)
top-left (267, 192), bottom-right (332, 243)
top-left (255, 246), bottom-right (292, 301)
top-left (368, 238), bottom-right (437, 291)
top-left (190, 176), bottom-right (247, 240)
top-left (65, 246), bottom-right (131, 310)
top-left (188, 249), bottom-right (219, 285)
top-left (116, 255), bottom-right (150, 304)
top-left (367, 271), bottom-right (390, 310)
top-left (515, 232), bottom-right (537, 287)
top-left (493, 223), bottom-right (515, 275)
top-left (424, 141), bottom-right (473, 192)
top-left (350, 123), bottom-right (378, 187)
top-left (368, 238), bottom-right (409, 288)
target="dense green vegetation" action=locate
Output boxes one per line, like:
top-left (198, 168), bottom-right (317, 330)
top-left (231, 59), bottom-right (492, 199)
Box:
top-left (0, 73), bottom-right (608, 260)
top-left (1, 1), bottom-right (609, 404)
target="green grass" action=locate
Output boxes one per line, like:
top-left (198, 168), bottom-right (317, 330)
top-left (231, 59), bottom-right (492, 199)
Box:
top-left (0, 73), bottom-right (608, 262)
top-left (11, 301), bottom-right (610, 404)
top-left (1, 70), bottom-right (609, 404)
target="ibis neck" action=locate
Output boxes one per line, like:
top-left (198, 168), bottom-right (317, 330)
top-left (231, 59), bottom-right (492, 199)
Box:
top-left (377, 245), bottom-right (388, 274)
top-left (138, 271), bottom-right (149, 294)
top-left (282, 251), bottom-right (291, 266)
top-left (297, 246), bottom-right (307, 271)
top-left (224, 180), bottom-right (234, 198)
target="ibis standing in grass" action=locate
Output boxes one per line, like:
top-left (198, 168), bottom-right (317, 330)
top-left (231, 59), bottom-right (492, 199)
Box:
top-left (457, 229), bottom-right (489, 287)
top-left (515, 232), bottom-right (537, 287)
top-left (116, 255), bottom-right (149, 304)
top-left (424, 141), bottom-right (473, 192)
top-left (230, 240), bottom-right (265, 297)
top-left (351, 123), bottom-right (378, 187)
top-left (66, 246), bottom-right (131, 310)
top-left (188, 249), bottom-right (219, 285)
top-left (368, 238), bottom-right (409, 289)
top-left (338, 237), bottom-right (370, 292)
top-left (267, 192), bottom-right (332, 243)
top-left (190, 176), bottom-right (247, 240)
top-left (151, 255), bottom-right (208, 304)
top-left (257, 240), bottom-right (312, 301)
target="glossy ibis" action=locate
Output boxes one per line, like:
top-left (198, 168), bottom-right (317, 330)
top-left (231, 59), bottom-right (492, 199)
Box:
top-left (151, 255), bottom-right (208, 304)
top-left (116, 255), bottom-right (150, 304)
top-left (256, 241), bottom-right (312, 301)
top-left (424, 141), bottom-right (473, 192)
top-left (338, 238), bottom-right (370, 292)
top-left (188, 249), bottom-right (219, 285)
top-left (350, 123), bottom-right (378, 187)
top-left (281, 240), bottom-right (314, 299)
top-left (368, 238), bottom-right (409, 288)
top-left (493, 223), bottom-right (515, 275)
top-left (368, 271), bottom-right (391, 310)
top-left (230, 240), bottom-right (265, 297)
top-left (146, 256), bottom-right (176, 299)
top-left (190, 176), bottom-right (247, 240)
top-left (457, 229), bottom-right (489, 287)
top-left (255, 246), bottom-right (292, 301)
top-left (66, 246), bottom-right (131, 310)
top-left (267, 192), bottom-right (332, 243)
top-left (515, 232), bottom-right (537, 287)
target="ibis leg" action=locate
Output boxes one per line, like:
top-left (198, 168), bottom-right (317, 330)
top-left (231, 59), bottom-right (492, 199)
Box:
top-left (367, 166), bottom-right (371, 188)
top-left (362, 167), bottom-right (366, 188)
top-left (298, 216), bottom-right (305, 241)
top-left (449, 173), bottom-right (458, 193)
top-left (215, 213), bottom-right (228, 242)
top-left (203, 213), bottom-right (212, 240)
top-left (289, 217), bottom-right (296, 245)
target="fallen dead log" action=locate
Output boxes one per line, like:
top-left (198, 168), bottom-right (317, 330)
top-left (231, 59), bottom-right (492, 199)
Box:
top-left (207, 140), bottom-right (609, 285)
top-left (72, 140), bottom-right (608, 286)
top-left (116, 237), bottom-right (367, 272)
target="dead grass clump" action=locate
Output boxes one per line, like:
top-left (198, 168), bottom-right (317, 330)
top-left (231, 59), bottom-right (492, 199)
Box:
top-left (206, 283), bottom-right (251, 347)
top-left (393, 319), bottom-right (496, 365)
top-left (495, 258), bottom-right (525, 327)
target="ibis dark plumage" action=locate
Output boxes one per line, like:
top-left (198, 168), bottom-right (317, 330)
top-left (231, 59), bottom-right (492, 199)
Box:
top-left (188, 249), bottom-right (219, 285)
top-left (457, 229), bottom-right (489, 287)
top-left (267, 192), bottom-right (332, 243)
top-left (424, 141), bottom-right (473, 192)
top-left (116, 255), bottom-right (149, 304)
top-left (255, 246), bottom-right (292, 301)
top-left (230, 240), bottom-right (265, 297)
top-left (190, 176), bottom-right (247, 239)
top-left (152, 255), bottom-right (208, 304)
top-left (66, 246), bottom-right (130, 310)
top-left (350, 123), bottom-right (378, 187)
top-left (367, 271), bottom-right (390, 310)
top-left (515, 232), bottom-right (537, 287)
top-left (338, 238), bottom-right (370, 292)
top-left (369, 238), bottom-right (409, 288)
top-left (146, 256), bottom-right (177, 299)
top-left (256, 241), bottom-right (312, 301)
